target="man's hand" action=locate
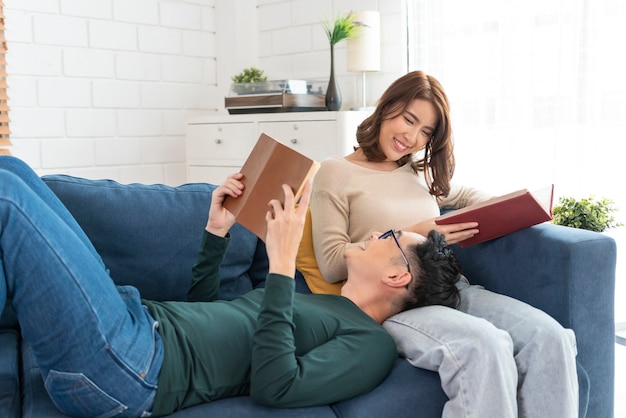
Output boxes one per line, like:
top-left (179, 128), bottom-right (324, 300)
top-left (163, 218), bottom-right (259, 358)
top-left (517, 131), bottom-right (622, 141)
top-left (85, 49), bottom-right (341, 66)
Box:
top-left (206, 173), bottom-right (244, 237)
top-left (265, 181), bottom-right (312, 278)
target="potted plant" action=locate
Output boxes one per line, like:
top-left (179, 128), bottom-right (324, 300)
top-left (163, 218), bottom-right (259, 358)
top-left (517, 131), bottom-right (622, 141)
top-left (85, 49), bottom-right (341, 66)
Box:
top-left (552, 195), bottom-right (622, 232)
top-left (231, 66), bottom-right (269, 95)
top-left (322, 12), bottom-right (360, 110)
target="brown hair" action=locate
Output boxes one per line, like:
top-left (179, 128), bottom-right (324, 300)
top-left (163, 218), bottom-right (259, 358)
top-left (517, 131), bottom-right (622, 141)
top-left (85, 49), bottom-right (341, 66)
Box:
top-left (355, 71), bottom-right (455, 198)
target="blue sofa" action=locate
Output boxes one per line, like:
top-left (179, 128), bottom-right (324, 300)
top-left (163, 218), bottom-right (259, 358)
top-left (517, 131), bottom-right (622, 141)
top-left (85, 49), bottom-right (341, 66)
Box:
top-left (0, 174), bottom-right (616, 417)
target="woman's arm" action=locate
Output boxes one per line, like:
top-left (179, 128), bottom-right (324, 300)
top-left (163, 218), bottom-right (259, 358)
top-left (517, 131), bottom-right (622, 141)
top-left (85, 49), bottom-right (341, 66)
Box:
top-left (438, 182), bottom-right (494, 210)
top-left (402, 182), bottom-right (494, 245)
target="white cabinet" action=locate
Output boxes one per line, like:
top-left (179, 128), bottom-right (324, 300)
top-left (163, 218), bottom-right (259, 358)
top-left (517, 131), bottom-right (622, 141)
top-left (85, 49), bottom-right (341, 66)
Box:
top-left (185, 111), bottom-right (370, 184)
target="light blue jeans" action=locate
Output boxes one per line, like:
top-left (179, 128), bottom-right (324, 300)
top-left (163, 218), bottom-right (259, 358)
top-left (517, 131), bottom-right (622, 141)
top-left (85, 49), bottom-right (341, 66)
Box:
top-left (0, 156), bottom-right (163, 417)
top-left (384, 277), bottom-right (578, 418)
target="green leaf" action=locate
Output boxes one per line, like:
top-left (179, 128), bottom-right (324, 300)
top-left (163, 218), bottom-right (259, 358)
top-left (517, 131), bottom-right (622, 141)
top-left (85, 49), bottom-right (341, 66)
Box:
top-left (231, 66), bottom-right (268, 83)
top-left (323, 12), bottom-right (360, 46)
top-left (552, 195), bottom-right (623, 232)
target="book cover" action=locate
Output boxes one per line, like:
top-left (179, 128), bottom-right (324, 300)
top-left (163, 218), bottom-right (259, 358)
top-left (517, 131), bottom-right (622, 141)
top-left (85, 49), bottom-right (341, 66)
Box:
top-left (223, 133), bottom-right (320, 241)
top-left (435, 185), bottom-right (554, 247)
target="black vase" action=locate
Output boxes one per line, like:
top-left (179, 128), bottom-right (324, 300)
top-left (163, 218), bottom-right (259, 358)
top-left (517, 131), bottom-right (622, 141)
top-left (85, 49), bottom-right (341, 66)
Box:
top-left (325, 44), bottom-right (342, 111)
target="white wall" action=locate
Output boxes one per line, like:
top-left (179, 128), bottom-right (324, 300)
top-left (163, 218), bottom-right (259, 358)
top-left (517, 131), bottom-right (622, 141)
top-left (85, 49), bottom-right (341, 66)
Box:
top-left (5, 0), bottom-right (408, 184)
top-left (5, 0), bottom-right (220, 185)
top-left (253, 0), bottom-right (407, 110)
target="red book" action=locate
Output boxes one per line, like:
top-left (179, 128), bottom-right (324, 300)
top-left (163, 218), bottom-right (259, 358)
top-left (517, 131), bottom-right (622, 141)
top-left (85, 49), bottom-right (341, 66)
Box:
top-left (435, 185), bottom-right (554, 247)
top-left (223, 133), bottom-right (320, 241)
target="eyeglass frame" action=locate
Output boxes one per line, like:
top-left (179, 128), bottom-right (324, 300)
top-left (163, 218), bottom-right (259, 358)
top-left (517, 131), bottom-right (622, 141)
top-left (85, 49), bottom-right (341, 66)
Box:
top-left (378, 229), bottom-right (411, 274)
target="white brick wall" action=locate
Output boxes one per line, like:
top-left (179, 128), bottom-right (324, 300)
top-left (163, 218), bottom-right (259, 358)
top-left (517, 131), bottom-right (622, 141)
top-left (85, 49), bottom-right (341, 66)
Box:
top-left (5, 0), bottom-right (407, 184)
top-left (255, 0), bottom-right (407, 113)
top-left (5, 0), bottom-right (218, 184)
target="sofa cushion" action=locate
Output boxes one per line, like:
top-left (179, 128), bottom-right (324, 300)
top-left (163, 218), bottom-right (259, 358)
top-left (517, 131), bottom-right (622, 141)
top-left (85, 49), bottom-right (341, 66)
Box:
top-left (0, 330), bottom-right (20, 417)
top-left (0, 303), bottom-right (17, 329)
top-left (42, 175), bottom-right (267, 301)
top-left (332, 358), bottom-right (446, 417)
top-left (163, 396), bottom-right (336, 417)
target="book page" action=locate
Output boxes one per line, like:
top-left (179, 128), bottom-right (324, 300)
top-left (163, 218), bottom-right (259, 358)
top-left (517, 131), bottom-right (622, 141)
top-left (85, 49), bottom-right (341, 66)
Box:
top-left (531, 184), bottom-right (555, 214)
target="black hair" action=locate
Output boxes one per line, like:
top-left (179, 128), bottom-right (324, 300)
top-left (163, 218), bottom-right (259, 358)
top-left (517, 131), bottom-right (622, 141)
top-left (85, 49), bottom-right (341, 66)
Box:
top-left (401, 230), bottom-right (461, 311)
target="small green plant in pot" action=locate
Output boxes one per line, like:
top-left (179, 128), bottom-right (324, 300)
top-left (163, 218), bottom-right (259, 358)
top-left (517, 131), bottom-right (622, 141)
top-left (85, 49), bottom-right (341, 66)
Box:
top-left (231, 66), bottom-right (268, 94)
top-left (552, 195), bottom-right (622, 232)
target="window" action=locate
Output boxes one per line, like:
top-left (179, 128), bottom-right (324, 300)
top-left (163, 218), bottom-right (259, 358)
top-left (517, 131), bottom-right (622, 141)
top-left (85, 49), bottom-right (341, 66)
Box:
top-left (406, 0), bottom-right (626, 213)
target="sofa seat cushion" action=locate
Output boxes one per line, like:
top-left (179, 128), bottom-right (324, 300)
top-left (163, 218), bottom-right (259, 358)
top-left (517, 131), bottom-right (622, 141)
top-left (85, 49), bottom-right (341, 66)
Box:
top-left (42, 175), bottom-right (267, 301)
top-left (332, 358), bottom-right (446, 417)
top-left (163, 396), bottom-right (336, 417)
top-left (0, 329), bottom-right (20, 417)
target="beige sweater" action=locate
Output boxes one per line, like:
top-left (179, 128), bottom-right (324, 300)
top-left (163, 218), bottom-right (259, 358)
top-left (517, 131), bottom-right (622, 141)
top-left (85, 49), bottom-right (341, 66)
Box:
top-left (310, 156), bottom-right (492, 283)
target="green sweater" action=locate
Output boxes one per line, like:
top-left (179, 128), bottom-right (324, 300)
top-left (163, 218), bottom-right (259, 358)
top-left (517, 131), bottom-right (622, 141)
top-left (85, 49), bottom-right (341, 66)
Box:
top-left (144, 231), bottom-right (397, 416)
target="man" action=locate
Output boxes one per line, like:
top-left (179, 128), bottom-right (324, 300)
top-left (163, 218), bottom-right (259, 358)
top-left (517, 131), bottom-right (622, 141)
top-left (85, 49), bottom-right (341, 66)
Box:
top-left (0, 157), bottom-right (460, 417)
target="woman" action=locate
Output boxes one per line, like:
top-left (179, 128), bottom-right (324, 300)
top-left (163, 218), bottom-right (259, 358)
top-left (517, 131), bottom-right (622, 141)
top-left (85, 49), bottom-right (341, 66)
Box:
top-left (309, 71), bottom-right (578, 418)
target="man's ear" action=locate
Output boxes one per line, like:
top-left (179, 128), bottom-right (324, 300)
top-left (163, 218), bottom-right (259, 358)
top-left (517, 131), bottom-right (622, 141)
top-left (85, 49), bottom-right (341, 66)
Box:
top-left (384, 270), bottom-right (412, 289)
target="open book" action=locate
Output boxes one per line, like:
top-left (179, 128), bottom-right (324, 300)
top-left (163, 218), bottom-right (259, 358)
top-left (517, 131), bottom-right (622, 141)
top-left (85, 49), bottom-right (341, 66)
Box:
top-left (435, 185), bottom-right (554, 247)
top-left (223, 133), bottom-right (320, 241)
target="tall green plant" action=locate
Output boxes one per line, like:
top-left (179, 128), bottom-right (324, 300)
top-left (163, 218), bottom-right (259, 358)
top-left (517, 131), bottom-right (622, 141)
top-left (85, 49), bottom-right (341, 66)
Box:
top-left (323, 12), bottom-right (359, 46)
top-left (552, 196), bottom-right (622, 232)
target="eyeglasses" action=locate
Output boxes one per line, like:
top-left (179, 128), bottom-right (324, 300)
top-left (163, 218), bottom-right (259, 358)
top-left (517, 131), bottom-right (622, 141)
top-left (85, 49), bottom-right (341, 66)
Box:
top-left (378, 229), bottom-right (411, 273)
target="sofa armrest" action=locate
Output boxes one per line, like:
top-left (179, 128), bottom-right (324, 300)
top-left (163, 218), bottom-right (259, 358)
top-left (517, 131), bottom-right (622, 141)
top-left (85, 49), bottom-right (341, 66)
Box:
top-left (452, 223), bottom-right (616, 418)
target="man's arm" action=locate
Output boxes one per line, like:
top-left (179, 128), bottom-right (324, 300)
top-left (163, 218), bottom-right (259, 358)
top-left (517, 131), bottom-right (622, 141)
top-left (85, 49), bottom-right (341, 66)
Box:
top-left (188, 231), bottom-right (228, 302)
top-left (251, 182), bottom-right (396, 406)
top-left (187, 173), bottom-right (244, 302)
top-left (264, 182), bottom-right (311, 277)
top-left (250, 275), bottom-right (397, 407)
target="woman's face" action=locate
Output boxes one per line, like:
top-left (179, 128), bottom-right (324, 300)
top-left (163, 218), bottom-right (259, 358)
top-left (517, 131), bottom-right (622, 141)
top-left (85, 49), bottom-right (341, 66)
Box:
top-left (378, 98), bottom-right (438, 161)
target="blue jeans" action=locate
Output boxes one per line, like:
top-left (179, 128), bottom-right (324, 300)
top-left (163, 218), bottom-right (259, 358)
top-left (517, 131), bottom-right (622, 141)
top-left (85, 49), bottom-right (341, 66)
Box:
top-left (0, 157), bottom-right (163, 417)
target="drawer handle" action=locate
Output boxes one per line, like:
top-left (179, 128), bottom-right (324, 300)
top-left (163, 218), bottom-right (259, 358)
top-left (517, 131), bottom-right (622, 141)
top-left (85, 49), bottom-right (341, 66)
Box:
top-left (215, 139), bottom-right (222, 144)
top-left (290, 138), bottom-right (298, 144)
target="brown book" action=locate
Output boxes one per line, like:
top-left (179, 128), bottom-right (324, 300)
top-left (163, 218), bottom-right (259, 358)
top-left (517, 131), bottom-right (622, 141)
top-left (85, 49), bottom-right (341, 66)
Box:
top-left (223, 133), bottom-right (320, 241)
top-left (435, 185), bottom-right (554, 247)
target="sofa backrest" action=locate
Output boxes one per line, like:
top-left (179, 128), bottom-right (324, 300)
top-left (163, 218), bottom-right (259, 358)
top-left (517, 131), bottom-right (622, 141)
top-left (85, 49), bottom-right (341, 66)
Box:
top-left (42, 175), bottom-right (269, 302)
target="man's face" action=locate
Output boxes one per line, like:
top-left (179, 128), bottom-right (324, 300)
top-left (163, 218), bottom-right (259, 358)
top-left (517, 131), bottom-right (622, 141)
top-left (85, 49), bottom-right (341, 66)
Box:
top-left (344, 230), bottom-right (425, 282)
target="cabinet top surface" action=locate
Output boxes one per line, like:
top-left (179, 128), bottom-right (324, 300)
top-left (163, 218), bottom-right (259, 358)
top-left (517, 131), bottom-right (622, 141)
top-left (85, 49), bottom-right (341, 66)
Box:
top-left (187, 110), bottom-right (371, 124)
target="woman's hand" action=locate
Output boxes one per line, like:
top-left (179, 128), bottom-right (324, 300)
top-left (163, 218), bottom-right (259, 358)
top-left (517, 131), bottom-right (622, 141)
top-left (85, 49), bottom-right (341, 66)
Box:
top-left (206, 173), bottom-right (245, 237)
top-left (265, 181), bottom-right (312, 278)
top-left (407, 218), bottom-right (479, 245)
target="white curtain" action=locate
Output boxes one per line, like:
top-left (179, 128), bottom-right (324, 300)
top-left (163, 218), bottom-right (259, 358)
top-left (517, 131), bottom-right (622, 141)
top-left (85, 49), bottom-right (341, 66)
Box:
top-left (407, 0), bottom-right (626, 218)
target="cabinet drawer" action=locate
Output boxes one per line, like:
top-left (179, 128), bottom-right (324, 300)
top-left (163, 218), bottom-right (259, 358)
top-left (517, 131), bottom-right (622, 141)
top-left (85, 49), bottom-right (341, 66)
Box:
top-left (258, 121), bottom-right (336, 161)
top-left (186, 122), bottom-right (255, 163)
